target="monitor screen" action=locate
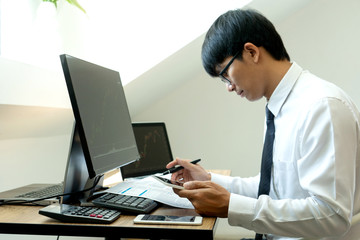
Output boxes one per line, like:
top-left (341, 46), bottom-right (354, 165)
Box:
top-left (60, 54), bottom-right (140, 180)
top-left (121, 122), bottom-right (174, 179)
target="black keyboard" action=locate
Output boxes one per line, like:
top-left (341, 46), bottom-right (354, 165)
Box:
top-left (92, 192), bottom-right (159, 214)
top-left (16, 183), bottom-right (63, 198)
top-left (39, 204), bottom-right (121, 224)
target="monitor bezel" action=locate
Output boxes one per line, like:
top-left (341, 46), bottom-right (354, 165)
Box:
top-left (60, 54), bottom-right (96, 178)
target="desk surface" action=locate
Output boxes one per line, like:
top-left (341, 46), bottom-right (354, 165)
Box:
top-left (0, 204), bottom-right (214, 239)
top-left (0, 170), bottom-right (231, 240)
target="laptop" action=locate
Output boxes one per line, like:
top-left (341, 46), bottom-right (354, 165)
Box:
top-left (120, 122), bottom-right (174, 180)
top-left (0, 183), bottom-right (63, 206)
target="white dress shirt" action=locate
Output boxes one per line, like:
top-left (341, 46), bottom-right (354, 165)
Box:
top-left (211, 62), bottom-right (360, 239)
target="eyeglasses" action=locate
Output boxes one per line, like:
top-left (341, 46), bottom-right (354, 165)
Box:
top-left (219, 51), bottom-right (240, 85)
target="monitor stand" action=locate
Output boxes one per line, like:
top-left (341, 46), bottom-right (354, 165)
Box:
top-left (61, 123), bottom-right (104, 205)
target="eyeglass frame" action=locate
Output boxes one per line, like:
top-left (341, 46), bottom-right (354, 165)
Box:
top-left (218, 51), bottom-right (241, 85)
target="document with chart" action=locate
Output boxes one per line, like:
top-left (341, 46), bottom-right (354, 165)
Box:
top-left (105, 176), bottom-right (193, 209)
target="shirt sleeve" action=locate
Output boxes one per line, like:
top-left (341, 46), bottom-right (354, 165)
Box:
top-left (222, 98), bottom-right (358, 238)
top-left (211, 172), bottom-right (260, 198)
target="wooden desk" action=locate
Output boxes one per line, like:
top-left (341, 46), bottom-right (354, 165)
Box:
top-left (0, 205), bottom-right (215, 240)
top-left (0, 170), bottom-right (230, 240)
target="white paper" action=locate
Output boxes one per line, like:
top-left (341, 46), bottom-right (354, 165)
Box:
top-left (105, 175), bottom-right (194, 209)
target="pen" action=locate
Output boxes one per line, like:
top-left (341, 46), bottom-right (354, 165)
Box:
top-left (162, 159), bottom-right (201, 175)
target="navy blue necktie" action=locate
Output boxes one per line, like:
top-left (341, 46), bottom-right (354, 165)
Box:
top-left (255, 106), bottom-right (275, 240)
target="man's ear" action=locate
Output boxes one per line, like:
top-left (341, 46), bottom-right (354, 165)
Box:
top-left (243, 42), bottom-right (259, 63)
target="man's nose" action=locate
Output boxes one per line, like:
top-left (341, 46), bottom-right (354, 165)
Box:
top-left (227, 83), bottom-right (235, 92)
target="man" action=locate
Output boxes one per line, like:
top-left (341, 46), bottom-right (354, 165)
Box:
top-left (166, 9), bottom-right (360, 239)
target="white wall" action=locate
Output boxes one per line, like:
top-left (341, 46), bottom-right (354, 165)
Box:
top-left (278, 0), bottom-right (360, 106)
top-left (132, 69), bottom-right (265, 177)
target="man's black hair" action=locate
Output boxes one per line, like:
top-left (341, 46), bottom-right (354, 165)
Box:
top-left (201, 9), bottom-right (290, 77)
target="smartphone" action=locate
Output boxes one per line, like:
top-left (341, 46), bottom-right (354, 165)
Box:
top-left (152, 175), bottom-right (185, 189)
top-left (134, 214), bottom-right (203, 225)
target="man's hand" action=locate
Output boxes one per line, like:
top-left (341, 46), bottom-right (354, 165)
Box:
top-left (175, 181), bottom-right (230, 218)
top-left (166, 158), bottom-right (211, 183)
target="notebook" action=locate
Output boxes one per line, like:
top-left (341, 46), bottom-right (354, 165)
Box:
top-left (120, 122), bottom-right (174, 180)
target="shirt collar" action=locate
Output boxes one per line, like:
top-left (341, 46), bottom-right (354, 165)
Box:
top-left (267, 62), bottom-right (303, 117)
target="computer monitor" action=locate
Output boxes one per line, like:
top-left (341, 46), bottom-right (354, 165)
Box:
top-left (60, 54), bottom-right (140, 203)
top-left (121, 122), bottom-right (174, 179)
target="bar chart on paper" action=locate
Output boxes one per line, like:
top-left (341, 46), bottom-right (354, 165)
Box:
top-left (106, 176), bottom-right (193, 209)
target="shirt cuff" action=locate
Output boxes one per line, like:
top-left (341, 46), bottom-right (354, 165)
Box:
top-left (228, 193), bottom-right (257, 229)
